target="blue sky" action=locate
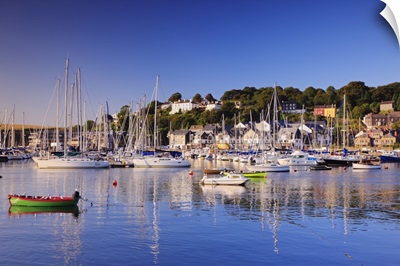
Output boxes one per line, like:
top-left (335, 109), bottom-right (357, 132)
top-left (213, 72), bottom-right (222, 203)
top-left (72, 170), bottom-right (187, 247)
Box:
top-left (0, 0), bottom-right (398, 125)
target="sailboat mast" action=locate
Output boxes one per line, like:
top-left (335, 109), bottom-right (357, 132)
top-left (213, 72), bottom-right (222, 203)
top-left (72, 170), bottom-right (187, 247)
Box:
top-left (77, 68), bottom-right (83, 152)
top-left (64, 58), bottom-right (69, 158)
top-left (106, 101), bottom-right (112, 150)
top-left (342, 94), bottom-right (346, 149)
top-left (273, 82), bottom-right (277, 149)
top-left (154, 75), bottom-right (159, 154)
top-left (22, 112), bottom-right (25, 147)
top-left (56, 79), bottom-right (60, 152)
top-left (11, 105), bottom-right (15, 148)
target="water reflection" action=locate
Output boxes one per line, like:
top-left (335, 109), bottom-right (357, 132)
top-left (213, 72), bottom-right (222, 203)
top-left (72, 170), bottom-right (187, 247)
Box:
top-left (7, 204), bottom-right (83, 264)
top-left (116, 165), bottom-right (400, 256)
top-left (2, 160), bottom-right (400, 265)
top-left (8, 205), bottom-right (80, 217)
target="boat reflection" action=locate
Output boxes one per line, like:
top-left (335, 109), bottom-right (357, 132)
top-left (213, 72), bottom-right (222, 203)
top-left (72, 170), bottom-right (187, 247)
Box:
top-left (201, 185), bottom-right (247, 199)
top-left (8, 205), bottom-right (80, 218)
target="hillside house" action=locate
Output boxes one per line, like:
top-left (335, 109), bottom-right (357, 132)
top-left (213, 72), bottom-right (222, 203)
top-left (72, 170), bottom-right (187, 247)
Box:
top-left (170, 100), bottom-right (198, 114)
top-left (380, 101), bottom-right (394, 112)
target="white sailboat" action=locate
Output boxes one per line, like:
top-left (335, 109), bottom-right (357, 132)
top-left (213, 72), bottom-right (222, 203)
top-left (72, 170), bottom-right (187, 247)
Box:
top-left (245, 82), bottom-right (289, 172)
top-left (33, 58), bottom-right (109, 169)
top-left (132, 75), bottom-right (191, 168)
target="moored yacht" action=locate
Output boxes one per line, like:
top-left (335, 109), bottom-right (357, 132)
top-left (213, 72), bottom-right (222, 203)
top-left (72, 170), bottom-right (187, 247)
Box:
top-left (277, 150), bottom-right (318, 166)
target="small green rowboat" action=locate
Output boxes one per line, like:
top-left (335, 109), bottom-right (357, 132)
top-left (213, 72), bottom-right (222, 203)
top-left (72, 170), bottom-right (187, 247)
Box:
top-left (8, 191), bottom-right (81, 207)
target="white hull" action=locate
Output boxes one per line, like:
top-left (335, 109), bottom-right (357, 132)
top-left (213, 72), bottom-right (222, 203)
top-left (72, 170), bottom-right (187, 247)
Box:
top-left (352, 163), bottom-right (381, 169)
top-left (33, 156), bottom-right (110, 169)
top-left (277, 151), bottom-right (318, 166)
top-left (277, 159), bottom-right (318, 166)
top-left (200, 173), bottom-right (249, 185)
top-left (132, 157), bottom-right (191, 168)
top-left (246, 163), bottom-right (290, 172)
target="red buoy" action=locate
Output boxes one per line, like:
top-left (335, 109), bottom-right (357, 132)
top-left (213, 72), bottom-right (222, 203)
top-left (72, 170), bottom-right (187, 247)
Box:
top-left (113, 180), bottom-right (118, 187)
top-left (189, 170), bottom-right (193, 176)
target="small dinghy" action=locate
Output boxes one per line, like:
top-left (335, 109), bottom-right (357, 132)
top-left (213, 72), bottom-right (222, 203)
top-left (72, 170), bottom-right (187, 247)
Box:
top-left (200, 173), bottom-right (249, 186)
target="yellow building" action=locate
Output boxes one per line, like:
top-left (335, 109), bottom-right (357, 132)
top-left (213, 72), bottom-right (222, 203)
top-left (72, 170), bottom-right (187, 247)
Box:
top-left (324, 105), bottom-right (336, 118)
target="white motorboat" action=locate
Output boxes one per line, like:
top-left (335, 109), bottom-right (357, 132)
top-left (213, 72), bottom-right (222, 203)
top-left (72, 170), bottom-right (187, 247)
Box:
top-left (200, 173), bottom-right (249, 185)
top-left (245, 161), bottom-right (290, 172)
top-left (277, 150), bottom-right (318, 166)
top-left (352, 159), bottom-right (381, 170)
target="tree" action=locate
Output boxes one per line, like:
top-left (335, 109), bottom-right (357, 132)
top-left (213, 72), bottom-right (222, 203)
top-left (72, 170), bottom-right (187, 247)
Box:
top-left (325, 86), bottom-right (338, 105)
top-left (168, 92), bottom-right (182, 102)
top-left (219, 101), bottom-right (237, 120)
top-left (85, 120), bottom-right (95, 131)
top-left (313, 89), bottom-right (326, 106)
top-left (300, 86), bottom-right (317, 107)
top-left (340, 81), bottom-right (370, 110)
top-left (205, 93), bottom-right (217, 102)
top-left (220, 89), bottom-right (242, 101)
top-left (391, 122), bottom-right (400, 130)
top-left (282, 86), bottom-right (302, 102)
top-left (192, 93), bottom-right (202, 103)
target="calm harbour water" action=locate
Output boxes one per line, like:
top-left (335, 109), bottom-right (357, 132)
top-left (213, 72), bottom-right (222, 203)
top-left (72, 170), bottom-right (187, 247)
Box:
top-left (1, 159), bottom-right (400, 265)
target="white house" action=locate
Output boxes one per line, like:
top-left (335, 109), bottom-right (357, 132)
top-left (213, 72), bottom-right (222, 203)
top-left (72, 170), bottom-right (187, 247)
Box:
top-left (205, 101), bottom-right (222, 111)
top-left (170, 100), bottom-right (198, 114)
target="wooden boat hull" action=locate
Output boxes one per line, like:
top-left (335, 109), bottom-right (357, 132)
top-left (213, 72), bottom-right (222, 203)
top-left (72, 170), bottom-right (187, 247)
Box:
top-left (203, 168), bottom-right (234, 174)
top-left (8, 192), bottom-right (81, 207)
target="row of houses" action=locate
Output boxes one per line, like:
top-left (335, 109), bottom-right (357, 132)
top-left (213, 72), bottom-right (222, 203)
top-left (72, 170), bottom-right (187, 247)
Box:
top-left (168, 121), bottom-right (400, 151)
top-left (168, 121), bottom-right (328, 151)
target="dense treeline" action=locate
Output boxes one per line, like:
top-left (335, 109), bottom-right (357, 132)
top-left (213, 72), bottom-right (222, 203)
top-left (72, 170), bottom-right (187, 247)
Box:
top-left (116, 81), bottom-right (400, 145)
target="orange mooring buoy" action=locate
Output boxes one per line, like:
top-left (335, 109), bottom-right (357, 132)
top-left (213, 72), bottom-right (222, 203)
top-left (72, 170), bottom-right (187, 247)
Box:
top-left (112, 180), bottom-right (118, 187)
